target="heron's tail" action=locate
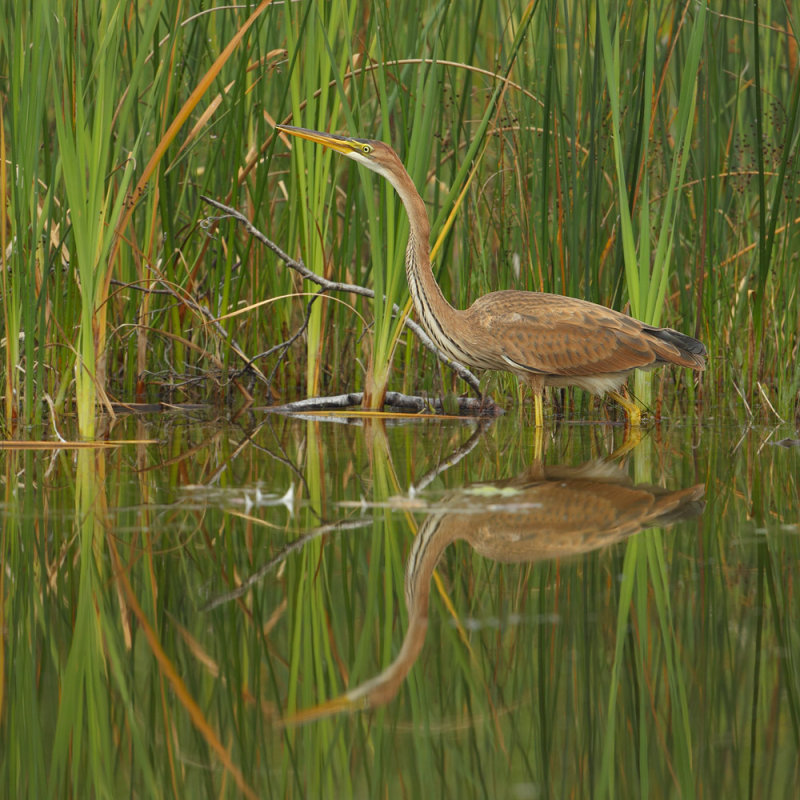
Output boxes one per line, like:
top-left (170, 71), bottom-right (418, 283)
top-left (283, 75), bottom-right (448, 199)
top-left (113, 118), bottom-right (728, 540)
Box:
top-left (645, 326), bottom-right (707, 369)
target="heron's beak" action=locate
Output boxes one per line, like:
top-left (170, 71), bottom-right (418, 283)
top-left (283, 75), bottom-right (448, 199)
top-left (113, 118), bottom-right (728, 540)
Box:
top-left (277, 124), bottom-right (364, 156)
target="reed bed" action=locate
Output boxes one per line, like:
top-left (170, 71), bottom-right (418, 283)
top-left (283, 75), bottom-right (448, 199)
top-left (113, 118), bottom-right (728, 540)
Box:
top-left (0, 1), bottom-right (798, 433)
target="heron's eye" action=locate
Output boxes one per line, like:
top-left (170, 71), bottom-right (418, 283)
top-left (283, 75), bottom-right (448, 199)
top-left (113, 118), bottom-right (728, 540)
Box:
top-left (361, 144), bottom-right (372, 154)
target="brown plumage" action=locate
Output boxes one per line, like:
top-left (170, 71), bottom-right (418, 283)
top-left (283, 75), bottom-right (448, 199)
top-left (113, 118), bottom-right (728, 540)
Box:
top-left (278, 124), bottom-right (706, 425)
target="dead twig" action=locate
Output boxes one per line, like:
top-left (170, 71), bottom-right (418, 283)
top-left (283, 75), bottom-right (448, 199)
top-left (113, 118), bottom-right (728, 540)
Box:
top-left (200, 195), bottom-right (485, 398)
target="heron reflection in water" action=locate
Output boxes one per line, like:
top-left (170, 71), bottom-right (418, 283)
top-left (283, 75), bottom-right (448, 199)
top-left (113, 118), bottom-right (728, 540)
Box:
top-left (283, 457), bottom-right (704, 724)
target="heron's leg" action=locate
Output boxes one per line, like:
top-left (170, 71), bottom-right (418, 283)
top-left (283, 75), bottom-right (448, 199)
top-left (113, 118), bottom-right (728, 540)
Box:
top-left (608, 389), bottom-right (642, 427)
top-left (533, 391), bottom-right (544, 428)
top-left (524, 376), bottom-right (545, 428)
top-left (531, 423), bottom-right (544, 461)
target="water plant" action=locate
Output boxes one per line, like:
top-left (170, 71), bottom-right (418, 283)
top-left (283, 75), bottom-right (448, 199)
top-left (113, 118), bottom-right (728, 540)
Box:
top-left (0, 0), bottom-right (798, 430)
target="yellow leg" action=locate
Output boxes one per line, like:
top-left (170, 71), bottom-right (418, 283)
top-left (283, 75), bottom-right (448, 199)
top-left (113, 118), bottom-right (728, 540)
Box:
top-left (531, 423), bottom-right (544, 462)
top-left (608, 389), bottom-right (642, 427)
top-left (533, 391), bottom-right (544, 428)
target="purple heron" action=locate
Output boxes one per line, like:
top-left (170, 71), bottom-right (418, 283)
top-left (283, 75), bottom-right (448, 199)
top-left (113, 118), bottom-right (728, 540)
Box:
top-left (277, 124), bottom-right (706, 426)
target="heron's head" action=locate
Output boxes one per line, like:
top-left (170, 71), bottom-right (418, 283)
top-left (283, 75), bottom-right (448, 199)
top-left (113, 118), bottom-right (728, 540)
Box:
top-left (277, 124), bottom-right (404, 185)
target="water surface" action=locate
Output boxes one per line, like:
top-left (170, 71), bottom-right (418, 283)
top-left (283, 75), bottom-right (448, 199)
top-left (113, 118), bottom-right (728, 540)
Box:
top-left (2, 410), bottom-right (798, 797)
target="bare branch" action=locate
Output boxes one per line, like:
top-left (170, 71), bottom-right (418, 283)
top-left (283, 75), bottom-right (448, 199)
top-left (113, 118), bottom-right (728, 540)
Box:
top-left (201, 195), bottom-right (485, 396)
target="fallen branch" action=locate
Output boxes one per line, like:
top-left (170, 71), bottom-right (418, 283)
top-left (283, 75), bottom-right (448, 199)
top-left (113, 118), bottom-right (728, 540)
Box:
top-left (269, 391), bottom-right (502, 416)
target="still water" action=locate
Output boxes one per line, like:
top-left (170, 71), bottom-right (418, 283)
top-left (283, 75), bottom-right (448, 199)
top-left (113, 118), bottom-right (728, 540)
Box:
top-left (1, 409), bottom-right (798, 797)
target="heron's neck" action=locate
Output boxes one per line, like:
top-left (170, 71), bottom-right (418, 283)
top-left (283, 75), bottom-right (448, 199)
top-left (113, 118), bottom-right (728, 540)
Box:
top-left (388, 168), bottom-right (468, 363)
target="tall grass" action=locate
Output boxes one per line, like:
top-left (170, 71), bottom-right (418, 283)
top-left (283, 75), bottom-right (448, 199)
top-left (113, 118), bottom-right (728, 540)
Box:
top-left (48, 1), bottom-right (167, 437)
top-left (598, 2), bottom-right (706, 409)
top-left (1, 2), bottom-right (52, 430)
top-left (1, 1), bottom-right (798, 427)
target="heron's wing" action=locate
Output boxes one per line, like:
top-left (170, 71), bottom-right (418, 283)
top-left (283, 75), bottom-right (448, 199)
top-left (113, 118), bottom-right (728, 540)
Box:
top-left (465, 292), bottom-right (659, 376)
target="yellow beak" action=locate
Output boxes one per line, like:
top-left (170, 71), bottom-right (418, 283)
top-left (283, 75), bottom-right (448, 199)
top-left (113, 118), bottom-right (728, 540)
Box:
top-left (277, 124), bottom-right (361, 156)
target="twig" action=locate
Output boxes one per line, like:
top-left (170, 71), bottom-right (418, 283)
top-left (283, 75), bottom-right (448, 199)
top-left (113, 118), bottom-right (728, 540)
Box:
top-left (112, 273), bottom-right (268, 389)
top-left (200, 195), bottom-right (484, 396)
top-left (201, 517), bottom-right (371, 612)
top-left (756, 381), bottom-right (786, 423)
top-left (411, 420), bottom-right (492, 493)
top-left (731, 378), bottom-right (752, 418)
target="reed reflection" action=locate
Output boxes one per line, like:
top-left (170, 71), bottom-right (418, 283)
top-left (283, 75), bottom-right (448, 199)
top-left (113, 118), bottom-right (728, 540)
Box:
top-left (286, 450), bottom-right (704, 725)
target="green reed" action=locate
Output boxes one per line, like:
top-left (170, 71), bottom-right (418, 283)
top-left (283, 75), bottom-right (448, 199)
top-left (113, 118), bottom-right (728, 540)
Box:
top-left (47, 1), bottom-right (166, 437)
top-left (0, 3), bottom-right (51, 430)
top-left (1, 0), bottom-right (798, 432)
top-left (282, 1), bottom-right (354, 398)
top-left (598, 3), bottom-right (706, 410)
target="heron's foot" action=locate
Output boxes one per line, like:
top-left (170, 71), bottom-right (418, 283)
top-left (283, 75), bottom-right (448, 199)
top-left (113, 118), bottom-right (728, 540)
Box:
top-left (609, 425), bottom-right (643, 459)
top-left (608, 390), bottom-right (642, 427)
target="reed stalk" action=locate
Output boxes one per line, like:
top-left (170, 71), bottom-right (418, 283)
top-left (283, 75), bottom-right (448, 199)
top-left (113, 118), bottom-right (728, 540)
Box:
top-left (0, 3), bottom-right (52, 429)
top-left (598, 1), bottom-right (706, 411)
top-left (0, 0), bottom-right (798, 431)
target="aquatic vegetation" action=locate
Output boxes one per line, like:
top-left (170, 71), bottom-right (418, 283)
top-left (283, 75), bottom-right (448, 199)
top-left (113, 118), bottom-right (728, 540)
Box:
top-left (2, 2), bottom-right (798, 431)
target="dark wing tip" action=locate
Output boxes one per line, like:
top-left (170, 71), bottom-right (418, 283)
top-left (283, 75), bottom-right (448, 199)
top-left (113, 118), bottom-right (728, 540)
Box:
top-left (646, 326), bottom-right (707, 367)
